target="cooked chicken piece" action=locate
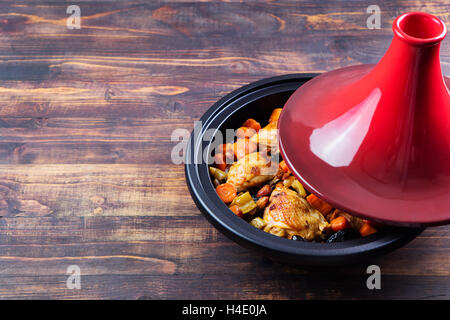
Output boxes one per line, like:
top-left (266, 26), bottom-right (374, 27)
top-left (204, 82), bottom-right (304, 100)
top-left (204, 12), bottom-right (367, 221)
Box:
top-left (226, 152), bottom-right (277, 192)
top-left (250, 108), bottom-right (282, 156)
top-left (250, 121), bottom-right (279, 155)
top-left (263, 184), bottom-right (329, 240)
top-left (268, 108), bottom-right (282, 123)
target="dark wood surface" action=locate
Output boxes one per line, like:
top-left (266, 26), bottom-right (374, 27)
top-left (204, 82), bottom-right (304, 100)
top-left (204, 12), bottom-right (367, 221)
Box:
top-left (0, 0), bottom-right (448, 299)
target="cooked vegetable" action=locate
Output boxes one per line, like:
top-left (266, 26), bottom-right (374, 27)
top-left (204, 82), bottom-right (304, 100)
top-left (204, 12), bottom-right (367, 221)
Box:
top-left (209, 166), bottom-right (227, 182)
top-left (242, 118), bottom-right (261, 132)
top-left (229, 204), bottom-right (243, 217)
top-left (216, 183), bottom-right (237, 204)
top-left (326, 208), bottom-right (339, 222)
top-left (328, 209), bottom-right (365, 230)
top-left (250, 217), bottom-right (266, 229)
top-left (209, 167), bottom-right (227, 182)
top-left (212, 178), bottom-right (220, 188)
top-left (269, 108), bottom-right (282, 123)
top-left (236, 126), bottom-right (257, 139)
top-left (256, 184), bottom-right (271, 198)
top-left (225, 144), bottom-right (235, 160)
top-left (268, 226), bottom-right (286, 238)
top-left (215, 144), bottom-right (227, 154)
top-left (268, 176), bottom-right (281, 186)
top-left (281, 172), bottom-right (291, 180)
top-left (214, 153), bottom-right (227, 171)
top-left (283, 175), bottom-right (295, 188)
top-left (234, 138), bottom-right (257, 160)
top-left (359, 222), bottom-right (377, 237)
top-left (330, 216), bottom-right (350, 232)
top-left (216, 143), bottom-right (234, 161)
top-left (291, 179), bottom-right (307, 197)
top-left (279, 160), bottom-right (291, 174)
top-left (256, 196), bottom-right (269, 210)
top-left (230, 191), bottom-right (257, 214)
top-left (306, 194), bottom-right (333, 215)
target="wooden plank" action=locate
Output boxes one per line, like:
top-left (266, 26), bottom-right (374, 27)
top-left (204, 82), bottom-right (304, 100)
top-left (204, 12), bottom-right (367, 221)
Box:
top-left (0, 118), bottom-right (193, 164)
top-left (0, 164), bottom-right (197, 217)
top-left (0, 216), bottom-right (447, 299)
top-left (0, 2), bottom-right (448, 121)
top-left (0, 216), bottom-right (447, 276)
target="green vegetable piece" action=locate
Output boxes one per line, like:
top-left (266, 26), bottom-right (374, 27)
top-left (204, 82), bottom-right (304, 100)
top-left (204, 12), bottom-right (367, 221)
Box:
top-left (209, 166), bottom-right (227, 182)
top-left (250, 217), bottom-right (266, 229)
top-left (230, 191), bottom-right (257, 214)
top-left (291, 179), bottom-right (306, 197)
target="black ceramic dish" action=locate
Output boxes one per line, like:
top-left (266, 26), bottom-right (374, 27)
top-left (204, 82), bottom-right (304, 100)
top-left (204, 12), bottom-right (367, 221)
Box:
top-left (185, 74), bottom-right (423, 266)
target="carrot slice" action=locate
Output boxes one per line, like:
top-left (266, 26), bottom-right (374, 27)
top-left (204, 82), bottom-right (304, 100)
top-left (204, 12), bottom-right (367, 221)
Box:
top-left (224, 144), bottom-right (235, 161)
top-left (236, 126), bottom-right (256, 139)
top-left (330, 216), bottom-right (350, 232)
top-left (364, 219), bottom-right (383, 228)
top-left (216, 183), bottom-right (237, 204)
top-left (306, 194), bottom-right (333, 215)
top-left (216, 144), bottom-right (234, 161)
top-left (242, 118), bottom-right (261, 132)
top-left (215, 144), bottom-right (227, 154)
top-left (234, 138), bottom-right (257, 160)
top-left (217, 143), bottom-right (232, 154)
top-left (229, 204), bottom-right (243, 217)
top-left (279, 160), bottom-right (291, 174)
top-left (214, 153), bottom-right (227, 171)
top-left (359, 222), bottom-right (377, 237)
top-left (269, 108), bottom-right (282, 123)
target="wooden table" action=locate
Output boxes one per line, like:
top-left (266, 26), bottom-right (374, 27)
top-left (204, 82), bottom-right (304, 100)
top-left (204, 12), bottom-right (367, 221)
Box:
top-left (0, 1), bottom-right (448, 300)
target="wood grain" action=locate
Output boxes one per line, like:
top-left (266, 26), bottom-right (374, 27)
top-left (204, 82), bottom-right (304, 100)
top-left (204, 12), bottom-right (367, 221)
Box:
top-left (0, 0), bottom-right (448, 299)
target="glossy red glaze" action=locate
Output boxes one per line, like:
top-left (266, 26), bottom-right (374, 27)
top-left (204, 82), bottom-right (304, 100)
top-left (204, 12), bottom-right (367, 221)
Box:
top-left (278, 12), bottom-right (450, 226)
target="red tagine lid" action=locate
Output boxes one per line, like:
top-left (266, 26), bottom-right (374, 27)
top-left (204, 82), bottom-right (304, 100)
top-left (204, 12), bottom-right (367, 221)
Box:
top-left (278, 12), bottom-right (450, 227)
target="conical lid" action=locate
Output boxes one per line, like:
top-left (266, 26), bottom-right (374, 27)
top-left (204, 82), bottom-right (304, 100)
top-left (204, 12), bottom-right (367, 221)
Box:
top-left (278, 12), bottom-right (450, 226)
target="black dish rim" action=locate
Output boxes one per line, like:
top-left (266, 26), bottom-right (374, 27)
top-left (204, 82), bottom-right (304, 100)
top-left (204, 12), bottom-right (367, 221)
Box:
top-left (185, 73), bottom-right (423, 266)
